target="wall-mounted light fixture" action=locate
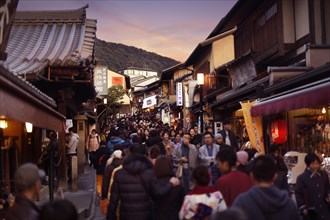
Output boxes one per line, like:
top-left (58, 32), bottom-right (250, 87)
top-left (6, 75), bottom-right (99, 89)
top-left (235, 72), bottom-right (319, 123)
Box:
top-left (25, 122), bottom-right (33, 133)
top-left (0, 119), bottom-right (8, 129)
top-left (197, 73), bottom-right (204, 85)
top-left (322, 107), bottom-right (326, 114)
top-left (103, 98), bottom-right (108, 105)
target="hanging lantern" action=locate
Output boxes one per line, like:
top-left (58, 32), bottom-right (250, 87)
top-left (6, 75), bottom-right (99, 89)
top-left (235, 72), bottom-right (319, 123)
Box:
top-left (271, 120), bottom-right (287, 144)
top-left (0, 119), bottom-right (8, 129)
top-left (25, 122), bottom-right (33, 133)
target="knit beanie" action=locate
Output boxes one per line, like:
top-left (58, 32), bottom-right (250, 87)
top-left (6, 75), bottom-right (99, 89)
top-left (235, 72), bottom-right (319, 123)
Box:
top-left (215, 133), bottom-right (223, 140)
top-left (106, 150), bottom-right (123, 167)
top-left (236, 151), bottom-right (249, 166)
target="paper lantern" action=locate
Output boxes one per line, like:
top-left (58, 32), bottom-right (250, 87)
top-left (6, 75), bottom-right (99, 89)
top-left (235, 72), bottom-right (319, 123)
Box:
top-left (271, 120), bottom-right (287, 144)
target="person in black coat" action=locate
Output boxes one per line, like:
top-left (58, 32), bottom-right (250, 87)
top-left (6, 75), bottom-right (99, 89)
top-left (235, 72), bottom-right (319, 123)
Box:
top-left (101, 151), bottom-right (124, 200)
top-left (94, 144), bottom-right (111, 174)
top-left (5, 163), bottom-right (44, 220)
top-left (106, 144), bottom-right (180, 220)
top-left (154, 156), bottom-right (185, 220)
top-left (295, 153), bottom-right (330, 220)
top-left (146, 129), bottom-right (166, 155)
top-left (267, 145), bottom-right (289, 192)
top-left (219, 120), bottom-right (239, 152)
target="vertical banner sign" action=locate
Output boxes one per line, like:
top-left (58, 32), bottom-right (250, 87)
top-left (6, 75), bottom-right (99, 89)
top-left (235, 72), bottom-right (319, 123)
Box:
top-left (240, 101), bottom-right (265, 154)
top-left (94, 67), bottom-right (108, 95)
top-left (176, 82), bottom-right (183, 106)
top-left (0, 0), bottom-right (19, 60)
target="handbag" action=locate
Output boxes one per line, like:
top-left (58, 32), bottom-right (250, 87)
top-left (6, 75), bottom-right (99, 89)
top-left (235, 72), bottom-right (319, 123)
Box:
top-left (176, 164), bottom-right (183, 177)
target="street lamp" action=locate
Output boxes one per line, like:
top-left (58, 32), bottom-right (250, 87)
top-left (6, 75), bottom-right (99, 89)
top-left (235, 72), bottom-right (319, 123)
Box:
top-left (197, 73), bottom-right (204, 134)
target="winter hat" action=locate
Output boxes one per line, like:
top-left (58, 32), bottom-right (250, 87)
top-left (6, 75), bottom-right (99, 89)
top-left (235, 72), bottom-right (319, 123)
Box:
top-left (15, 163), bottom-right (45, 192)
top-left (236, 151), bottom-right (249, 166)
top-left (113, 150), bottom-right (123, 159)
top-left (106, 150), bottom-right (123, 167)
top-left (215, 134), bottom-right (223, 140)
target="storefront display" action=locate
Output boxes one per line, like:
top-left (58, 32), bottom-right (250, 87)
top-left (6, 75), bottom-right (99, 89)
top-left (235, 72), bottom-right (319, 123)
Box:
top-left (271, 119), bottom-right (287, 145)
top-left (289, 108), bottom-right (329, 155)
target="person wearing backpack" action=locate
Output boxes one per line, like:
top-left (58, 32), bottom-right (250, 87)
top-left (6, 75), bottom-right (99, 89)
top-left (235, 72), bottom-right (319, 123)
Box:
top-left (86, 129), bottom-right (100, 167)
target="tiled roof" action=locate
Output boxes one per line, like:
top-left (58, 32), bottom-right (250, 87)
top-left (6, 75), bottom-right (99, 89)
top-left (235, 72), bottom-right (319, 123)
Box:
top-left (0, 65), bottom-right (56, 107)
top-left (0, 5), bottom-right (97, 76)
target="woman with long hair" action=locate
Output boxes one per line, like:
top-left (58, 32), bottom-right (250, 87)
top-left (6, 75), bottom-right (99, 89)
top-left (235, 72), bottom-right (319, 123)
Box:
top-left (154, 156), bottom-right (185, 220)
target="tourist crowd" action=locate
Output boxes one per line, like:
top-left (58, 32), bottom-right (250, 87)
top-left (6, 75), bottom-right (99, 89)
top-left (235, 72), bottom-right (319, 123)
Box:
top-left (92, 115), bottom-right (329, 220)
top-left (1, 114), bottom-right (329, 220)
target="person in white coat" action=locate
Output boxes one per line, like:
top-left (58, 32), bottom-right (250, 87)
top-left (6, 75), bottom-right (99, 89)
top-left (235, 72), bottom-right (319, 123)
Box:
top-left (67, 127), bottom-right (79, 181)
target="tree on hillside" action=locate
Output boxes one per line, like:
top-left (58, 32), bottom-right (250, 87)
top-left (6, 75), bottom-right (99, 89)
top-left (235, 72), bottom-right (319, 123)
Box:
top-left (99, 85), bottom-right (126, 126)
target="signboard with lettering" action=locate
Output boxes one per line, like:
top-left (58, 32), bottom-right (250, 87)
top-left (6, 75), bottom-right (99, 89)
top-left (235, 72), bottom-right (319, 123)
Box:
top-left (65, 119), bottom-right (73, 133)
top-left (227, 56), bottom-right (256, 89)
top-left (176, 82), bottom-right (183, 106)
top-left (142, 95), bottom-right (157, 109)
top-left (94, 66), bottom-right (108, 95)
top-left (0, 0), bottom-right (19, 60)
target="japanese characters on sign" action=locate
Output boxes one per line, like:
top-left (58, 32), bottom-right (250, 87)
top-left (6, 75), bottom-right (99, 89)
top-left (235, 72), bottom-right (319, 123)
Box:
top-left (94, 66), bottom-right (108, 95)
top-left (176, 82), bottom-right (183, 106)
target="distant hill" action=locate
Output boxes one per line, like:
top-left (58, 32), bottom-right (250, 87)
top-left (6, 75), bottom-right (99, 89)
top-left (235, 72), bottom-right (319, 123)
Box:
top-left (94, 38), bottom-right (180, 74)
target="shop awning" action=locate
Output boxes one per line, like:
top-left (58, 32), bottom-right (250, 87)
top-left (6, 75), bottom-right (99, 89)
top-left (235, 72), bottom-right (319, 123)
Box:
top-left (251, 79), bottom-right (330, 117)
top-left (0, 66), bottom-right (65, 131)
top-left (142, 95), bottom-right (157, 109)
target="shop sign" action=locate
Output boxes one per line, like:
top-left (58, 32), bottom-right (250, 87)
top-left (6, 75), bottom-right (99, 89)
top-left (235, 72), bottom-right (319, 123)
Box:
top-left (176, 82), bottom-right (183, 106)
top-left (271, 120), bottom-right (287, 144)
top-left (214, 121), bottom-right (223, 136)
top-left (94, 66), bottom-right (108, 95)
top-left (65, 119), bottom-right (73, 133)
top-left (0, 0), bottom-right (19, 60)
top-left (142, 95), bottom-right (157, 109)
top-left (240, 101), bottom-right (265, 154)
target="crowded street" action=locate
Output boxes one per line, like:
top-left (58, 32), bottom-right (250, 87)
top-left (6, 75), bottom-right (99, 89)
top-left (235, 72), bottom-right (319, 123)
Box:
top-left (1, 0), bottom-right (330, 220)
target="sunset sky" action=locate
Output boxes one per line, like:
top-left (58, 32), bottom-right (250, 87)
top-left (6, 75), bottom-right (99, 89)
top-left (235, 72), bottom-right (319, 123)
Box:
top-left (18, 0), bottom-right (237, 62)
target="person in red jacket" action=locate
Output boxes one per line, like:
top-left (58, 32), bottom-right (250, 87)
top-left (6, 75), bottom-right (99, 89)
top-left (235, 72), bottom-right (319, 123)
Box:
top-left (215, 147), bottom-right (253, 207)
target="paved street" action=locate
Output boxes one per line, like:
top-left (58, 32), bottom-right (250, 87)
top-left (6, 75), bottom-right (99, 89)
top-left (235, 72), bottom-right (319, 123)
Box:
top-left (62, 166), bottom-right (106, 220)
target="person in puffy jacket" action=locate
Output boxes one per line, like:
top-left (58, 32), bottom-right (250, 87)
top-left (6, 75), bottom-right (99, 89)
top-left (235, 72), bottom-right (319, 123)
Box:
top-left (107, 144), bottom-right (180, 220)
top-left (101, 149), bottom-right (124, 199)
top-left (106, 129), bottom-right (125, 154)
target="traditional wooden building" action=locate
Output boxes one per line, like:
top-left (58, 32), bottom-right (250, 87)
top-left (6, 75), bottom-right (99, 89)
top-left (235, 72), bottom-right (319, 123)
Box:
top-left (183, 0), bottom-right (330, 152)
top-left (0, 0), bottom-right (67, 197)
top-left (159, 63), bottom-right (194, 129)
top-left (0, 5), bottom-right (97, 188)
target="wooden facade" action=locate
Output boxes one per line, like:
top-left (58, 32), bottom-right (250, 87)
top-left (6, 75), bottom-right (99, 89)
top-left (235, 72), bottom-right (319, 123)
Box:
top-left (0, 6), bottom-right (97, 189)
